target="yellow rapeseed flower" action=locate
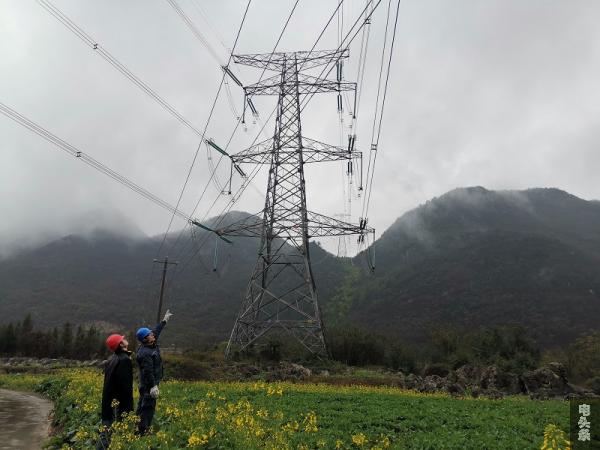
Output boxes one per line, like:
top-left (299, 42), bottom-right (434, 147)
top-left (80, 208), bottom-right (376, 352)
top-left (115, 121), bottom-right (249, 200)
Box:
top-left (282, 420), bottom-right (300, 433)
top-left (352, 433), bottom-right (368, 447)
top-left (73, 428), bottom-right (89, 442)
top-left (541, 424), bottom-right (571, 450)
top-left (303, 411), bottom-right (318, 433)
top-left (188, 432), bottom-right (209, 447)
top-left (379, 435), bottom-right (391, 448)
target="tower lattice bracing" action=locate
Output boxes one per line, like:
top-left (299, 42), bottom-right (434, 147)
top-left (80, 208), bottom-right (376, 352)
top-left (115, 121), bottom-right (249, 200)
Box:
top-left (219, 50), bottom-right (374, 357)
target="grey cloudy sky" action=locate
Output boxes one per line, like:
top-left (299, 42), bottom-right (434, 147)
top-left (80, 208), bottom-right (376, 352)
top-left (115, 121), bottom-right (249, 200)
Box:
top-left (1, 0), bottom-right (599, 257)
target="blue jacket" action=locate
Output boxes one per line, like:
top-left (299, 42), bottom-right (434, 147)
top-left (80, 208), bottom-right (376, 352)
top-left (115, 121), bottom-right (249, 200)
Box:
top-left (136, 321), bottom-right (165, 391)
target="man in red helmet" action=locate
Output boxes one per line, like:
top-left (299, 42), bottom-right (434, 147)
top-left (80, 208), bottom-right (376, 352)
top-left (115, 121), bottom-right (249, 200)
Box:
top-left (96, 333), bottom-right (133, 450)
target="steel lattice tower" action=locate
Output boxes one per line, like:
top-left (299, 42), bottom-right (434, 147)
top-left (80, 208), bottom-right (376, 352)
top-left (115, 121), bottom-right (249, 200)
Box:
top-left (218, 49), bottom-right (373, 357)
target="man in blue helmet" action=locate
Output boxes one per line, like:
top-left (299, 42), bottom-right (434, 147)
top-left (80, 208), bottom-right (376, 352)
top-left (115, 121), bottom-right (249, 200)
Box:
top-left (135, 309), bottom-right (172, 434)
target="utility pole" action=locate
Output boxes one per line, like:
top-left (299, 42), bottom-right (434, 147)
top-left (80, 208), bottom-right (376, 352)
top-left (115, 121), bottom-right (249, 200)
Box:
top-left (153, 257), bottom-right (178, 323)
top-left (213, 49), bottom-right (374, 357)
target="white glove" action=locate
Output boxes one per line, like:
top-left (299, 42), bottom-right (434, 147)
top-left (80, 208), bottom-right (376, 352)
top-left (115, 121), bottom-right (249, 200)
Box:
top-left (162, 309), bottom-right (173, 323)
top-left (150, 386), bottom-right (160, 399)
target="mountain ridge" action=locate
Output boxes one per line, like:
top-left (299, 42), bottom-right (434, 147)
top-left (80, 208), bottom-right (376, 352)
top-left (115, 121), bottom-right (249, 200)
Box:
top-left (1, 187), bottom-right (599, 348)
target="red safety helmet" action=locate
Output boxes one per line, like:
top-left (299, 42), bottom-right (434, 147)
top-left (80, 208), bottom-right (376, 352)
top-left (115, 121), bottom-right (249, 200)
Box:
top-left (105, 334), bottom-right (125, 352)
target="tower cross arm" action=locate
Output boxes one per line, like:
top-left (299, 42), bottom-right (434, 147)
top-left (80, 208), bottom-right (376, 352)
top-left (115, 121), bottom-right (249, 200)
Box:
top-left (245, 74), bottom-right (356, 96)
top-left (306, 211), bottom-right (374, 238)
top-left (233, 49), bottom-right (349, 71)
top-left (215, 210), bottom-right (374, 239)
top-left (230, 136), bottom-right (360, 165)
top-left (215, 213), bottom-right (263, 238)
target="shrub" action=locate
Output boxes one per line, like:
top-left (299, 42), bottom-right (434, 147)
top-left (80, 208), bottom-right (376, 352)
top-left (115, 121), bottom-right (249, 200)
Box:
top-left (326, 326), bottom-right (386, 366)
top-left (163, 354), bottom-right (211, 381)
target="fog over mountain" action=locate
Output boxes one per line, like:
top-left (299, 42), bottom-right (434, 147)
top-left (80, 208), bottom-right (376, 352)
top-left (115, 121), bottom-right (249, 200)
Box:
top-left (1, 187), bottom-right (599, 349)
top-left (2, 1), bottom-right (600, 263)
top-left (0, 206), bottom-right (147, 259)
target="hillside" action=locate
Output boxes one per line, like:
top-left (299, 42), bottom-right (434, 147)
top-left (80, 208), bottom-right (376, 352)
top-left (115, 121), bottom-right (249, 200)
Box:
top-left (1, 187), bottom-right (600, 347)
top-left (340, 187), bottom-right (600, 346)
top-left (0, 212), bottom-right (348, 345)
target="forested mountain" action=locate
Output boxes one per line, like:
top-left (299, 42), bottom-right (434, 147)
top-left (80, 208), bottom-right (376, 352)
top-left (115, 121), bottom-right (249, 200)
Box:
top-left (1, 187), bottom-right (599, 348)
top-left (0, 212), bottom-right (348, 345)
top-left (339, 187), bottom-right (600, 346)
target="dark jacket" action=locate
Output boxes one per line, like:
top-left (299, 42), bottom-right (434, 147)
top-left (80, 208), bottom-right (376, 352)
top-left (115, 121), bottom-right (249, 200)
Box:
top-left (101, 349), bottom-right (133, 422)
top-left (136, 321), bottom-right (165, 391)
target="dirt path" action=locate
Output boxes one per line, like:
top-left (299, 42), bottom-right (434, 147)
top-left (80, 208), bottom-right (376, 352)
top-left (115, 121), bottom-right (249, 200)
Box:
top-left (0, 388), bottom-right (53, 450)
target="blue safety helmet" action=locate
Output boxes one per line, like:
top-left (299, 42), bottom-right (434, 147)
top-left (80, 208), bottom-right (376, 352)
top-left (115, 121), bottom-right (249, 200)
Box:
top-left (136, 327), bottom-right (152, 342)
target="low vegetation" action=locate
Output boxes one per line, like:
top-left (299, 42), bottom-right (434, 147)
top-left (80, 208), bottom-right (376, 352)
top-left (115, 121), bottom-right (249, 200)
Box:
top-left (0, 370), bottom-right (569, 449)
top-left (3, 312), bottom-right (599, 390)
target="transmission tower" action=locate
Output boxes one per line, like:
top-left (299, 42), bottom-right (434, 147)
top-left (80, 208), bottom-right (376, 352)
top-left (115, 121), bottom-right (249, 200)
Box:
top-left (218, 49), bottom-right (374, 357)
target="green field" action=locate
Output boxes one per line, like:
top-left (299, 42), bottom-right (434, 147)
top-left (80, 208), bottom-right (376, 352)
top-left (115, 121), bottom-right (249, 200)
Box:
top-left (0, 370), bottom-right (569, 449)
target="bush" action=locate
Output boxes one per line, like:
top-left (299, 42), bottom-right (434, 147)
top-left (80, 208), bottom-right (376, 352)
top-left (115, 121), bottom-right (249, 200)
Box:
top-left (326, 326), bottom-right (386, 366)
top-left (259, 337), bottom-right (282, 362)
top-left (422, 363), bottom-right (451, 377)
top-left (385, 343), bottom-right (417, 373)
top-left (163, 354), bottom-right (211, 380)
top-left (586, 376), bottom-right (600, 395)
top-left (36, 376), bottom-right (70, 400)
top-left (496, 351), bottom-right (538, 374)
top-left (565, 332), bottom-right (600, 382)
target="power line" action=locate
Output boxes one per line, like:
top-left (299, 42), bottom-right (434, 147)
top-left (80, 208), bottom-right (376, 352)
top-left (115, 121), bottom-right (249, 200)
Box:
top-left (35, 0), bottom-right (251, 264)
top-left (166, 159), bottom-right (264, 300)
top-left (169, 0), bottom-right (377, 275)
top-left (163, 0), bottom-right (303, 264)
top-left (363, 0), bottom-right (402, 218)
top-left (354, 1), bottom-right (373, 133)
top-left (0, 101), bottom-right (195, 223)
top-left (164, 0), bottom-right (385, 285)
top-left (212, 0), bottom-right (383, 225)
top-left (0, 98), bottom-right (235, 293)
top-left (254, 0), bottom-right (301, 84)
top-left (36, 0), bottom-right (204, 137)
top-left (220, 49), bottom-right (373, 355)
top-left (189, 0), bottom-right (232, 54)
top-left (299, 0), bottom-right (383, 114)
top-left (154, 0), bottom-right (253, 259)
top-left (360, 0), bottom-right (393, 220)
top-left (165, 120), bottom-right (242, 258)
top-left (221, 0), bottom-right (384, 243)
top-left (165, 0), bottom-right (242, 122)
top-left (165, 0), bottom-right (225, 65)
top-left (238, 0), bottom-right (383, 212)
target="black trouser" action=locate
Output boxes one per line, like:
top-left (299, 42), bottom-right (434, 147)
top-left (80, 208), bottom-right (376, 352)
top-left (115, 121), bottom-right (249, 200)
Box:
top-left (96, 406), bottom-right (131, 449)
top-left (136, 388), bottom-right (157, 434)
top-left (95, 420), bottom-right (112, 450)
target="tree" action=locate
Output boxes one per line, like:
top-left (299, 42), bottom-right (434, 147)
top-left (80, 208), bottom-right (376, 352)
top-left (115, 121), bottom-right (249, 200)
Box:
top-left (566, 331), bottom-right (600, 382)
top-left (50, 327), bottom-right (60, 358)
top-left (60, 322), bottom-right (74, 358)
top-left (73, 325), bottom-right (87, 358)
top-left (20, 313), bottom-right (34, 356)
top-left (3, 323), bottom-right (17, 355)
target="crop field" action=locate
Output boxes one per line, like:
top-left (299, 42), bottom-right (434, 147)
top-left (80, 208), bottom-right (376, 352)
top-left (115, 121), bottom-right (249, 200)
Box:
top-left (0, 370), bottom-right (569, 449)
